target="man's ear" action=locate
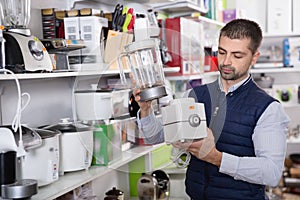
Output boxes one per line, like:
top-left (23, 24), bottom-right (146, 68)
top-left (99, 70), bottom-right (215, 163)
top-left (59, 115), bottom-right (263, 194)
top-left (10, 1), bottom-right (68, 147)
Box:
top-left (251, 51), bottom-right (260, 66)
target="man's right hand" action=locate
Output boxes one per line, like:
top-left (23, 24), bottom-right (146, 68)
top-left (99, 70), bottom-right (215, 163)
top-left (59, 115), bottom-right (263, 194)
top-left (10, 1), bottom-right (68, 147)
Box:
top-left (130, 73), bottom-right (153, 118)
top-left (133, 88), bottom-right (152, 118)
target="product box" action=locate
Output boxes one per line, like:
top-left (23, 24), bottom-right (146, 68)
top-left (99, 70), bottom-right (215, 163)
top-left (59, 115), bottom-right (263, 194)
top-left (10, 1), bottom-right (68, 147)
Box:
top-left (293, 0), bottom-right (300, 33)
top-left (283, 37), bottom-right (300, 68)
top-left (267, 0), bottom-right (292, 34)
top-left (92, 122), bottom-right (122, 166)
top-left (64, 16), bottom-right (108, 71)
top-left (222, 9), bottom-right (236, 23)
top-left (165, 17), bottom-right (204, 76)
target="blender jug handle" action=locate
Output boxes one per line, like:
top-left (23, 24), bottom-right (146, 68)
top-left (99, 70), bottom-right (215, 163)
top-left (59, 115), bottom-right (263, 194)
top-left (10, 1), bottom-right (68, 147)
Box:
top-left (117, 52), bottom-right (128, 86)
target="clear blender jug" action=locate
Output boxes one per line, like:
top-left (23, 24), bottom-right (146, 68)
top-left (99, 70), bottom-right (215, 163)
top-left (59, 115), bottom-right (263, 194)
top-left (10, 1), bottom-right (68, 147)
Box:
top-left (118, 38), bottom-right (167, 101)
top-left (0, 0), bottom-right (31, 29)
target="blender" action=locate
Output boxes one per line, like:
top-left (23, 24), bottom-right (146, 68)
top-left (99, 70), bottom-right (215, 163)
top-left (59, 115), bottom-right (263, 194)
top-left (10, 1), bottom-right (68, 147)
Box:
top-left (0, 0), bottom-right (53, 73)
top-left (118, 38), bottom-right (167, 101)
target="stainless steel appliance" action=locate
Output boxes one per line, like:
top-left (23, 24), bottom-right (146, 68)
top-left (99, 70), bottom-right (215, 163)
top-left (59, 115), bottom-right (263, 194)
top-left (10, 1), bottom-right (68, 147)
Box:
top-left (42, 119), bottom-right (94, 175)
top-left (138, 170), bottom-right (170, 200)
top-left (0, 0), bottom-right (53, 72)
top-left (41, 38), bottom-right (85, 71)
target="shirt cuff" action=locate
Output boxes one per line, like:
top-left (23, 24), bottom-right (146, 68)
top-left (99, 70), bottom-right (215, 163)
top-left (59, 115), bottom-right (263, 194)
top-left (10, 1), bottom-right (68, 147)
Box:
top-left (136, 109), bottom-right (156, 129)
top-left (219, 152), bottom-right (239, 178)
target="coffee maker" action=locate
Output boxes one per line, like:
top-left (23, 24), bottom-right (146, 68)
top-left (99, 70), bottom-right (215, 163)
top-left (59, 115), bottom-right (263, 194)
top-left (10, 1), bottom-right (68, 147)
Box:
top-left (0, 0), bottom-right (53, 73)
top-left (0, 127), bottom-right (38, 199)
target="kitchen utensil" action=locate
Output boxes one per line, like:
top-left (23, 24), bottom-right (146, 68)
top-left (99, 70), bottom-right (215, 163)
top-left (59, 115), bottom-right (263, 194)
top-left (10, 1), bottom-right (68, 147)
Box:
top-left (111, 4), bottom-right (122, 31)
top-left (42, 119), bottom-right (94, 175)
top-left (118, 38), bottom-right (167, 101)
top-left (22, 129), bottom-right (60, 187)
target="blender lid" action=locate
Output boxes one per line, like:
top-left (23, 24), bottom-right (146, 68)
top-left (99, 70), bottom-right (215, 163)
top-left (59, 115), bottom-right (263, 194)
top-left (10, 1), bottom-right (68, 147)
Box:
top-left (125, 38), bottom-right (160, 52)
top-left (105, 187), bottom-right (124, 196)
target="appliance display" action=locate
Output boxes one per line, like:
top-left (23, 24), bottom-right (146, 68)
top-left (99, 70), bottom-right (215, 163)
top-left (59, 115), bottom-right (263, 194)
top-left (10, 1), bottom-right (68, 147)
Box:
top-left (118, 38), bottom-right (167, 101)
top-left (74, 88), bottom-right (130, 121)
top-left (161, 97), bottom-right (207, 144)
top-left (42, 119), bottom-right (94, 175)
top-left (41, 38), bottom-right (85, 71)
top-left (0, 0), bottom-right (53, 73)
top-left (0, 127), bottom-right (38, 199)
top-left (22, 129), bottom-right (60, 187)
top-left (64, 16), bottom-right (108, 71)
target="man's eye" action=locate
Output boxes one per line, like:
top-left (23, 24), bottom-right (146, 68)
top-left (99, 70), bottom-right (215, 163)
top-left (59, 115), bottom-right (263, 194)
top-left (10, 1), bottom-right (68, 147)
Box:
top-left (234, 55), bottom-right (243, 59)
top-left (218, 51), bottom-right (225, 55)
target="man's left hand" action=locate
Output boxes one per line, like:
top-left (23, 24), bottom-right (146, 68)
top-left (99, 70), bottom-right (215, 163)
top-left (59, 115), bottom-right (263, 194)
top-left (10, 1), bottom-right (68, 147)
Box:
top-left (172, 128), bottom-right (223, 167)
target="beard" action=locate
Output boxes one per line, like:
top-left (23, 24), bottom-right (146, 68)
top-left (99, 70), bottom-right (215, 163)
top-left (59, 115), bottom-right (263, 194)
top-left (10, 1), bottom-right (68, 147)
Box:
top-left (218, 64), bottom-right (248, 81)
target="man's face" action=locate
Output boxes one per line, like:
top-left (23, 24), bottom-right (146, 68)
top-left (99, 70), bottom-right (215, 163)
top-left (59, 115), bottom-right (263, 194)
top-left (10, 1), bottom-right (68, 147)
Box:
top-left (217, 36), bottom-right (260, 82)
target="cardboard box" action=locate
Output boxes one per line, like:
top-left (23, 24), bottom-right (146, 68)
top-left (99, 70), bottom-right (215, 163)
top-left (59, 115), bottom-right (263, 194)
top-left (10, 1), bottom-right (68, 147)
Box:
top-left (165, 17), bottom-right (204, 76)
top-left (283, 37), bottom-right (300, 68)
top-left (92, 122), bottom-right (122, 166)
top-left (267, 0), bottom-right (292, 34)
top-left (293, 0), bottom-right (300, 33)
top-left (64, 16), bottom-right (108, 71)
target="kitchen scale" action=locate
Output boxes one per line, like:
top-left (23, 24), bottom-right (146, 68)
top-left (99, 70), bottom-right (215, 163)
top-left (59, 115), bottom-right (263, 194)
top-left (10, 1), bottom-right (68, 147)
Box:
top-left (0, 0), bottom-right (53, 73)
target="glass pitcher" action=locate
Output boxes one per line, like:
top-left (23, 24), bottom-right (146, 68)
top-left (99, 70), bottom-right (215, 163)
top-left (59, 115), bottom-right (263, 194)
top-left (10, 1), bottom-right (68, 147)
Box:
top-left (118, 38), bottom-right (167, 101)
top-left (0, 0), bottom-right (31, 29)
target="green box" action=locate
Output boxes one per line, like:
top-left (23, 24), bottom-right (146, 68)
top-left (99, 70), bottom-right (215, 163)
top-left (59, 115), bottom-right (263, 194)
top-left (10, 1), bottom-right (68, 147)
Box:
top-left (92, 123), bottom-right (122, 166)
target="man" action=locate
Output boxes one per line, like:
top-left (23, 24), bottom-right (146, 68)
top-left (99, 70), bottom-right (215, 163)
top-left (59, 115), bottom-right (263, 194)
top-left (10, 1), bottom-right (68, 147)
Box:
top-left (134, 18), bottom-right (290, 200)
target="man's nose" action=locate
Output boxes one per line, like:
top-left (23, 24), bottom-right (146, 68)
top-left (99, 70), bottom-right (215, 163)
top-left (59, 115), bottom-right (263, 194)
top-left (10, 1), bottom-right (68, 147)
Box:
top-left (222, 55), bottom-right (232, 66)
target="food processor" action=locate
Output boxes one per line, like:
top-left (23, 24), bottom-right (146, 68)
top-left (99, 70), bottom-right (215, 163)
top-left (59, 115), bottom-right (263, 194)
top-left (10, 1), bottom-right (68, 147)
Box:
top-left (0, 0), bottom-right (53, 72)
top-left (118, 38), bottom-right (167, 101)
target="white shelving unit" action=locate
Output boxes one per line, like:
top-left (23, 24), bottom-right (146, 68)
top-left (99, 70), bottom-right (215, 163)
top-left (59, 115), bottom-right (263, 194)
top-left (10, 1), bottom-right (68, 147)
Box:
top-left (150, 0), bottom-right (208, 17)
top-left (32, 143), bottom-right (166, 200)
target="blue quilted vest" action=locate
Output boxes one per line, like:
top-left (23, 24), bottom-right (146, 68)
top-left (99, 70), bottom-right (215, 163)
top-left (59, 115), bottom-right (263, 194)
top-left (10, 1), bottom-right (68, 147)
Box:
top-left (186, 77), bottom-right (277, 200)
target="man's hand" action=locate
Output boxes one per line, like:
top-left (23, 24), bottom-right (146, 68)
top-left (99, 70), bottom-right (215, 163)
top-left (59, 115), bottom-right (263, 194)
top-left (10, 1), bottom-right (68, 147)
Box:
top-left (130, 73), bottom-right (153, 118)
top-left (172, 128), bottom-right (222, 167)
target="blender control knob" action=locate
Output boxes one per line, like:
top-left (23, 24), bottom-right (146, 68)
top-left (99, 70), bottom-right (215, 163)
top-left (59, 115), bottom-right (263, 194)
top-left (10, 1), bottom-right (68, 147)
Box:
top-left (28, 40), bottom-right (44, 61)
top-left (189, 114), bottom-right (201, 127)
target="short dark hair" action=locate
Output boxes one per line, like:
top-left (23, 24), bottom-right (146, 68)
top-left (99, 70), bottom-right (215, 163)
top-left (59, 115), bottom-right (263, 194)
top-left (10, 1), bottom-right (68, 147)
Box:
top-left (219, 18), bottom-right (263, 54)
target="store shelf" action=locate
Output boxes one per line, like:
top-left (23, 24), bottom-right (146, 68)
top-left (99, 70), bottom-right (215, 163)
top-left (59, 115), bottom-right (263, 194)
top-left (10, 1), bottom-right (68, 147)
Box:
top-left (31, 143), bottom-right (166, 200)
top-left (263, 32), bottom-right (300, 38)
top-left (0, 69), bottom-right (123, 80)
top-left (187, 15), bottom-right (225, 27)
top-left (250, 67), bottom-right (300, 74)
top-left (0, 67), bottom-right (182, 81)
top-left (150, 0), bottom-right (208, 16)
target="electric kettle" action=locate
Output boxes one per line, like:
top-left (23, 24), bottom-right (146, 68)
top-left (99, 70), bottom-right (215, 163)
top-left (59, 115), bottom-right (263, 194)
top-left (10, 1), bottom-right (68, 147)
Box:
top-left (118, 38), bottom-right (167, 101)
top-left (137, 170), bottom-right (170, 200)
